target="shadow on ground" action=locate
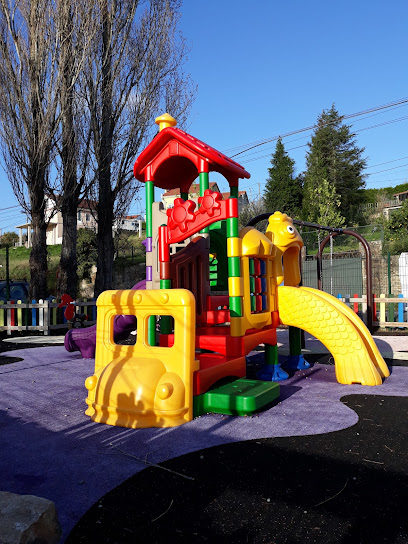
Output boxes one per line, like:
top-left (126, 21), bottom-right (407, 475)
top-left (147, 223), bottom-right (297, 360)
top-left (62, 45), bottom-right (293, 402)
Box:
top-left (67, 395), bottom-right (408, 544)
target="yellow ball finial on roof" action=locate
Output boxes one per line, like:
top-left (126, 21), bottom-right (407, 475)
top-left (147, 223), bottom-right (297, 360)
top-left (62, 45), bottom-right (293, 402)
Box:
top-left (155, 113), bottom-right (177, 132)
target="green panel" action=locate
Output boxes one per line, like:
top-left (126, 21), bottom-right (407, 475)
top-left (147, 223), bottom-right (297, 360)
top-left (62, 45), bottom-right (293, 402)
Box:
top-left (302, 257), bottom-right (363, 296)
top-left (209, 223), bottom-right (229, 290)
top-left (229, 296), bottom-right (243, 317)
top-left (250, 295), bottom-right (256, 312)
top-left (228, 256), bottom-right (241, 278)
top-left (160, 315), bottom-right (173, 335)
top-left (249, 258), bottom-right (255, 275)
top-left (209, 220), bottom-right (223, 230)
top-left (250, 276), bottom-right (255, 293)
top-left (193, 378), bottom-right (280, 417)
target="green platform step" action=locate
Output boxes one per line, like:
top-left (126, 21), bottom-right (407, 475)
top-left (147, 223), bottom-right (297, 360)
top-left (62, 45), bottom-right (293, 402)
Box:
top-left (193, 378), bottom-right (280, 417)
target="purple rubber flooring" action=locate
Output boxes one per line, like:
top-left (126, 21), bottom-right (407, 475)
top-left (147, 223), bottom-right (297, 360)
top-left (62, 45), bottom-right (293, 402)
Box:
top-left (0, 333), bottom-right (407, 541)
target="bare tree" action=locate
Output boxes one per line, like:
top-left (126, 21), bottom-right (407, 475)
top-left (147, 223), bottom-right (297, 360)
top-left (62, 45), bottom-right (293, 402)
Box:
top-left (52, 0), bottom-right (95, 299)
top-left (0, 0), bottom-right (61, 299)
top-left (83, 0), bottom-right (196, 296)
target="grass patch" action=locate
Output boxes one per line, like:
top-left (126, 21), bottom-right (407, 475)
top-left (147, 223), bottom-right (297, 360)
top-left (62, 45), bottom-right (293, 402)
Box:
top-left (0, 246), bottom-right (61, 288)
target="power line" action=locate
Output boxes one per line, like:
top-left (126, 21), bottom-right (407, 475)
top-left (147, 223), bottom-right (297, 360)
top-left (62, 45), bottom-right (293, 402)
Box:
top-left (366, 163), bottom-right (408, 176)
top-left (238, 116), bottom-right (408, 165)
top-left (0, 205), bottom-right (20, 212)
top-left (232, 104), bottom-right (408, 162)
top-left (226, 97), bottom-right (408, 158)
top-left (365, 156), bottom-right (408, 169)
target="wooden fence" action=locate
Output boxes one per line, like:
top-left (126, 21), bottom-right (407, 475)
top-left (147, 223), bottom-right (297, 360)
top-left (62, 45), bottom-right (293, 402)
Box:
top-left (0, 299), bottom-right (97, 335)
top-left (337, 294), bottom-right (408, 329)
top-left (0, 294), bottom-right (407, 335)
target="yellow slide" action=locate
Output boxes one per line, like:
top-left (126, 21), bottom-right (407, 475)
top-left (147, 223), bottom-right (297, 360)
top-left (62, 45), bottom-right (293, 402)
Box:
top-left (278, 285), bottom-right (390, 386)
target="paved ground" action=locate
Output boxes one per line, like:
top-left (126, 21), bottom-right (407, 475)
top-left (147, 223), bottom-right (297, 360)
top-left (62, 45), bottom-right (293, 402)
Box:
top-left (0, 330), bottom-right (407, 542)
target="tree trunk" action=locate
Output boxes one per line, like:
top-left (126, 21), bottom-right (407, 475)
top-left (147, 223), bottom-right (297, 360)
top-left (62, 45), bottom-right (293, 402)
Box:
top-left (94, 0), bottom-right (114, 298)
top-left (57, 0), bottom-right (78, 300)
top-left (57, 205), bottom-right (78, 298)
top-left (94, 198), bottom-right (114, 297)
top-left (29, 188), bottom-right (48, 301)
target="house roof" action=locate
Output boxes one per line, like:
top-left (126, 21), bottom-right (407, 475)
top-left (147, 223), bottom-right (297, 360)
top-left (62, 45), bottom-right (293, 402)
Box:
top-left (133, 127), bottom-right (250, 193)
top-left (394, 190), bottom-right (408, 197)
top-left (47, 194), bottom-right (98, 211)
top-left (163, 182), bottom-right (219, 198)
top-left (78, 199), bottom-right (98, 211)
top-left (162, 183), bottom-right (248, 201)
top-left (221, 191), bottom-right (248, 199)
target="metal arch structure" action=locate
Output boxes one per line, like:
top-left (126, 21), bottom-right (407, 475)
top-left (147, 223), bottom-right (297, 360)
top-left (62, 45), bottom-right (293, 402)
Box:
top-left (246, 214), bottom-right (374, 333)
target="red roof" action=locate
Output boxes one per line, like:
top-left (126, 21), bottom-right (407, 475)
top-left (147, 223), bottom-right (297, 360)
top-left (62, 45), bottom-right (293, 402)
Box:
top-left (221, 191), bottom-right (247, 199)
top-left (394, 190), bottom-right (408, 197)
top-left (133, 127), bottom-right (250, 193)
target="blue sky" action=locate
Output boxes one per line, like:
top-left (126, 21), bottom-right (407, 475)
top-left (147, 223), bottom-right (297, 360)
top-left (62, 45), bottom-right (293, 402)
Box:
top-left (1, 0), bottom-right (408, 229)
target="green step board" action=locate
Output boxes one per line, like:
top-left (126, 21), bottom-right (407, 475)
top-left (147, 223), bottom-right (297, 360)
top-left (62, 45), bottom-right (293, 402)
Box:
top-left (194, 378), bottom-right (280, 417)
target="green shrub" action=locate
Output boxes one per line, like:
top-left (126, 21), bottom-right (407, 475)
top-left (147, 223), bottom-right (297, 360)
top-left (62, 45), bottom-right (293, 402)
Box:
top-left (77, 229), bottom-right (97, 281)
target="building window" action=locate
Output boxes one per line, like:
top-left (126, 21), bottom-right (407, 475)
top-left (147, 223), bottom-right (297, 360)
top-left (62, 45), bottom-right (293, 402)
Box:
top-left (86, 213), bottom-right (90, 221)
top-left (77, 211), bottom-right (81, 220)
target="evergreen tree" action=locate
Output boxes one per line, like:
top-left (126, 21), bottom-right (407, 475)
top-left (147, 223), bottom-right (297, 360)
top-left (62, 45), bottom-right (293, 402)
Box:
top-left (264, 139), bottom-right (302, 218)
top-left (303, 105), bottom-right (366, 225)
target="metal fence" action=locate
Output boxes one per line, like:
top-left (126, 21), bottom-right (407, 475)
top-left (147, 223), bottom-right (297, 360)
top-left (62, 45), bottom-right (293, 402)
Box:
top-left (300, 224), bottom-right (408, 329)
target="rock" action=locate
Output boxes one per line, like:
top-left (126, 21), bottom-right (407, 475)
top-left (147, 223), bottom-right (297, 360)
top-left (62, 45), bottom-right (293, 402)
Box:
top-left (0, 491), bottom-right (61, 544)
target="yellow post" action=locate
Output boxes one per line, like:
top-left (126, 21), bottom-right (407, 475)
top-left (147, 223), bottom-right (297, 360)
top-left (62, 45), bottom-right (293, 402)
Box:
top-left (17, 300), bottom-right (22, 327)
top-left (380, 294), bottom-right (386, 324)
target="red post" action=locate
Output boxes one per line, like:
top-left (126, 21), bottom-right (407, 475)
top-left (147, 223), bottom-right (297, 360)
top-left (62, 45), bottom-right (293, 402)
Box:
top-left (10, 300), bottom-right (15, 327)
top-left (353, 293), bottom-right (359, 314)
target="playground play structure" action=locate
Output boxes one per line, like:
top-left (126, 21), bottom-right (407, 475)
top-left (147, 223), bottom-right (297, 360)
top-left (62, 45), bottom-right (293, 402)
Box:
top-left (77, 113), bottom-right (390, 429)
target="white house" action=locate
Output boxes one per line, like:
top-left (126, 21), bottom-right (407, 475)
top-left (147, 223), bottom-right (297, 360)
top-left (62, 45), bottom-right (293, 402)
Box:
top-left (16, 196), bottom-right (142, 247)
top-left (113, 214), bottom-right (143, 234)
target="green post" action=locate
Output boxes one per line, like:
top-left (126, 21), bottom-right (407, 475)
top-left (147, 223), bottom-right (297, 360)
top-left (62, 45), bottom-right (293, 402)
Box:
top-left (388, 293), bottom-right (395, 325)
top-left (145, 181), bottom-right (154, 238)
top-left (146, 180), bottom-right (155, 343)
top-left (199, 172), bottom-right (209, 234)
top-left (230, 186), bottom-right (239, 198)
top-left (148, 316), bottom-right (156, 346)
top-left (387, 252), bottom-right (391, 295)
top-left (265, 343), bottom-right (279, 365)
top-left (5, 245), bottom-right (10, 300)
top-left (226, 215), bottom-right (242, 317)
top-left (289, 326), bottom-right (302, 356)
top-left (257, 343), bottom-right (289, 381)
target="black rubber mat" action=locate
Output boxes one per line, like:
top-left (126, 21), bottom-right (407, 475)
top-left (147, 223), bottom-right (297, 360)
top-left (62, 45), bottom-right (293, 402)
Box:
top-left (67, 394), bottom-right (408, 543)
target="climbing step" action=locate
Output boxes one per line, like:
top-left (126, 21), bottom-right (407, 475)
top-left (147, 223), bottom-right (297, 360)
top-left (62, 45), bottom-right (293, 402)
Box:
top-left (193, 378), bottom-right (280, 417)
